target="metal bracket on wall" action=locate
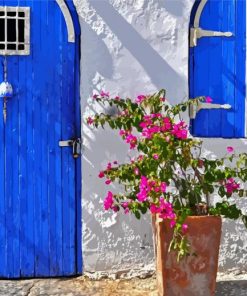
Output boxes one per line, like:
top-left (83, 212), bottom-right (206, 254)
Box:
top-left (190, 27), bottom-right (233, 47)
top-left (189, 102), bottom-right (231, 119)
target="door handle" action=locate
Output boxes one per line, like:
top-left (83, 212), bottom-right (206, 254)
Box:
top-left (59, 138), bottom-right (82, 158)
top-left (189, 102), bottom-right (231, 119)
top-left (190, 27), bottom-right (233, 47)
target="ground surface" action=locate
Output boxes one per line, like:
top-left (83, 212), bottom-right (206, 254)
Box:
top-left (0, 273), bottom-right (247, 295)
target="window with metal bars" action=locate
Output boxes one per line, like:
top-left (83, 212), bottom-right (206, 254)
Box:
top-left (0, 6), bottom-right (30, 55)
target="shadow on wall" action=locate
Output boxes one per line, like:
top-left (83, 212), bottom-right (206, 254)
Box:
top-left (201, 139), bottom-right (247, 272)
top-left (80, 19), bottom-right (114, 100)
top-left (89, 0), bottom-right (184, 101)
top-left (160, 0), bottom-right (185, 17)
top-left (82, 126), bottom-right (154, 272)
top-left (80, 11), bottom-right (155, 271)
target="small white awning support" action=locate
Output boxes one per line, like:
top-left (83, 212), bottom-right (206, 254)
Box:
top-left (190, 0), bottom-right (233, 47)
top-left (56, 0), bottom-right (75, 43)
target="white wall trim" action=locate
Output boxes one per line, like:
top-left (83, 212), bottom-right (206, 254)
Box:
top-left (194, 0), bottom-right (208, 28)
top-left (56, 0), bottom-right (75, 43)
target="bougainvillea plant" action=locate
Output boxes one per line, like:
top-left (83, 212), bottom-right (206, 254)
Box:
top-left (87, 89), bottom-right (247, 261)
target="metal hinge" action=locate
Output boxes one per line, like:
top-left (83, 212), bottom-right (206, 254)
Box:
top-left (189, 102), bottom-right (231, 119)
top-left (59, 138), bottom-right (82, 158)
top-left (190, 27), bottom-right (233, 47)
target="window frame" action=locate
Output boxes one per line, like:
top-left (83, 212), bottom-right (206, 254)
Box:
top-left (0, 6), bottom-right (30, 56)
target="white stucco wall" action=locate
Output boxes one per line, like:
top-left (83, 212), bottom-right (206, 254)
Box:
top-left (74, 0), bottom-right (247, 274)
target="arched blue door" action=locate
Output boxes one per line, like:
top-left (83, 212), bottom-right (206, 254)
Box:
top-left (189, 0), bottom-right (246, 138)
top-left (0, 0), bottom-right (81, 277)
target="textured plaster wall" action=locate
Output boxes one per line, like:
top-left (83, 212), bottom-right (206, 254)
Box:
top-left (73, 0), bottom-right (247, 274)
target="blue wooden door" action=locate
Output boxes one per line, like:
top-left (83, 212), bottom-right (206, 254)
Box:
top-left (189, 0), bottom-right (246, 137)
top-left (0, 0), bottom-right (81, 277)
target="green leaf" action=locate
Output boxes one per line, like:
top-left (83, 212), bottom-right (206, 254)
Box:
top-left (134, 210), bottom-right (141, 220)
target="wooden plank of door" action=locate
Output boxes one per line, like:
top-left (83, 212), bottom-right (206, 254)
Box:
top-left (0, 56), bottom-right (6, 276)
top-left (61, 27), bottom-right (76, 275)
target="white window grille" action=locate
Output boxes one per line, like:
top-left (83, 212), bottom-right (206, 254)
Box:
top-left (0, 6), bottom-right (30, 55)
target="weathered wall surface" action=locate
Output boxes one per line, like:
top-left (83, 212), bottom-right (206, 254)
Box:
top-left (74, 0), bottom-right (247, 274)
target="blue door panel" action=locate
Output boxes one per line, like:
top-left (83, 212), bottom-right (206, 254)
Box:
top-left (0, 0), bottom-right (81, 278)
top-left (190, 0), bottom-right (246, 138)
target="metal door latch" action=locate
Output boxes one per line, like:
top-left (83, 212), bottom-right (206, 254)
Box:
top-left (190, 27), bottom-right (233, 47)
top-left (59, 138), bottom-right (82, 158)
top-left (189, 102), bottom-right (231, 119)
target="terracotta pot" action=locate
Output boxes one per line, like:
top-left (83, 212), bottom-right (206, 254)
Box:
top-left (152, 215), bottom-right (222, 296)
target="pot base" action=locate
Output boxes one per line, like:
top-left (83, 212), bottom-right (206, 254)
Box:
top-left (153, 216), bottom-right (222, 296)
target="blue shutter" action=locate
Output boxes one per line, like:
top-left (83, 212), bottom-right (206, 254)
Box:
top-left (189, 0), bottom-right (246, 138)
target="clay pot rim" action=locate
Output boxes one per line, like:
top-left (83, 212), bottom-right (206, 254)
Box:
top-left (184, 215), bottom-right (221, 219)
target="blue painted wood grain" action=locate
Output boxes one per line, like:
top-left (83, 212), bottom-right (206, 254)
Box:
top-left (190, 0), bottom-right (246, 138)
top-left (0, 0), bottom-right (81, 277)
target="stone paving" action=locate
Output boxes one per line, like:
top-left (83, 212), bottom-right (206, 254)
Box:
top-left (0, 274), bottom-right (247, 295)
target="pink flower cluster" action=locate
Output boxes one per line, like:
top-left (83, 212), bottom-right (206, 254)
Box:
top-left (104, 191), bottom-right (114, 210)
top-left (136, 94), bottom-right (147, 103)
top-left (171, 121), bottom-right (188, 139)
top-left (140, 115), bottom-right (171, 139)
top-left (139, 114), bottom-right (188, 140)
top-left (93, 91), bottom-right (121, 101)
top-left (121, 201), bottom-right (130, 214)
top-left (137, 176), bottom-right (167, 202)
top-left (224, 178), bottom-right (240, 194)
top-left (150, 198), bottom-right (176, 227)
top-left (98, 161), bottom-right (118, 184)
top-left (119, 129), bottom-right (137, 149)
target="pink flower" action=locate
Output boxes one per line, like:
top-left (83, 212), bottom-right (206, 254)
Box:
top-left (98, 171), bottom-right (105, 178)
top-left (125, 134), bottom-right (137, 149)
top-left (120, 109), bottom-right (129, 116)
top-left (134, 168), bottom-right (140, 175)
top-left (160, 182), bottom-right (167, 193)
top-left (165, 136), bottom-right (170, 142)
top-left (115, 96), bottom-right (120, 100)
top-left (153, 154), bottom-right (159, 160)
top-left (139, 121), bottom-right (148, 128)
top-left (137, 176), bottom-right (149, 202)
top-left (170, 220), bottom-right (176, 228)
top-left (122, 201), bottom-right (130, 214)
top-left (124, 208), bottom-right (129, 214)
top-left (87, 117), bottom-right (94, 125)
top-left (93, 94), bottom-right (98, 99)
top-left (112, 206), bottom-right (119, 212)
top-left (160, 97), bottom-right (166, 102)
top-left (227, 146), bottom-right (234, 153)
top-left (136, 94), bottom-right (146, 103)
top-left (104, 191), bottom-right (114, 210)
top-left (100, 90), bottom-right (110, 97)
top-left (119, 130), bottom-right (126, 137)
top-left (122, 202), bottom-right (129, 208)
top-left (105, 179), bottom-right (112, 185)
top-left (113, 161), bottom-right (118, 165)
top-left (138, 155), bottom-right (144, 161)
top-left (150, 204), bottom-right (160, 214)
top-left (161, 117), bottom-right (172, 131)
top-left (224, 178), bottom-right (240, 194)
top-left (137, 191), bottom-right (148, 202)
top-left (172, 121), bottom-right (188, 139)
top-left (182, 224), bottom-right (188, 233)
top-left (107, 162), bottom-right (112, 170)
top-left (205, 96), bottom-right (213, 103)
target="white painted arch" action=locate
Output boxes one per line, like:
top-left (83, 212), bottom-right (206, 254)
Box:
top-left (56, 0), bottom-right (75, 42)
